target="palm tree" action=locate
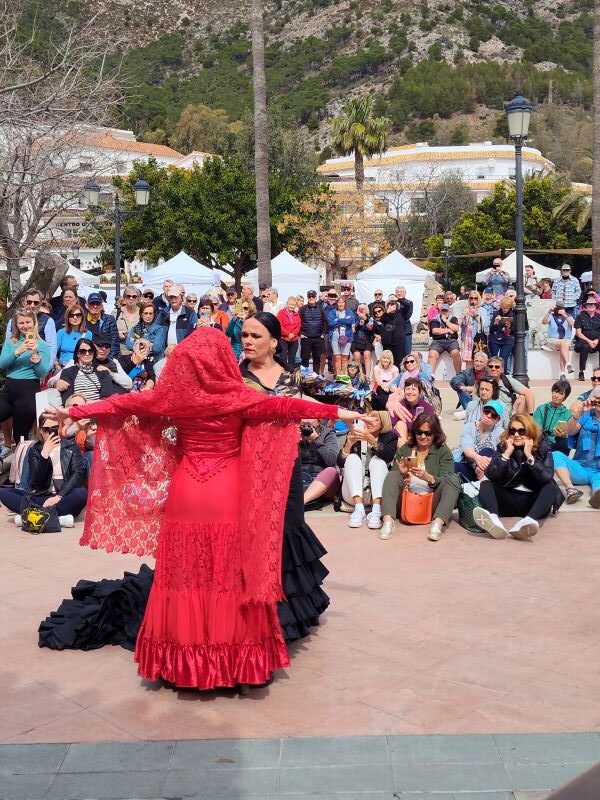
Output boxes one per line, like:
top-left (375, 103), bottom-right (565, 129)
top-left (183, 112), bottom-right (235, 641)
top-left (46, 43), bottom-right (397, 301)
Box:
top-left (332, 97), bottom-right (390, 191)
top-left (593, 0), bottom-right (600, 289)
top-left (552, 189), bottom-right (591, 232)
top-left (250, 0), bottom-right (271, 287)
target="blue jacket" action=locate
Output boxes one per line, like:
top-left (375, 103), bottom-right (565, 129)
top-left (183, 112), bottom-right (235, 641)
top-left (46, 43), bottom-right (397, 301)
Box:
top-left (156, 307), bottom-right (198, 343)
top-left (56, 329), bottom-right (93, 365)
top-left (299, 303), bottom-right (328, 338)
top-left (86, 313), bottom-right (119, 358)
top-left (125, 321), bottom-right (167, 360)
top-left (327, 308), bottom-right (355, 342)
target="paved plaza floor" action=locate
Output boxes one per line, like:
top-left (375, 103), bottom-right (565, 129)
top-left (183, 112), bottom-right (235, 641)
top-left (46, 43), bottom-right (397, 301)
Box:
top-left (0, 382), bottom-right (599, 798)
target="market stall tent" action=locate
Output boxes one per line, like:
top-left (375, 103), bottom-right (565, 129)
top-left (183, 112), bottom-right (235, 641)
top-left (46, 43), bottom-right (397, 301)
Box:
top-left (476, 252), bottom-right (560, 283)
top-left (244, 251), bottom-right (320, 300)
top-left (355, 250), bottom-right (431, 325)
top-left (142, 251), bottom-right (216, 297)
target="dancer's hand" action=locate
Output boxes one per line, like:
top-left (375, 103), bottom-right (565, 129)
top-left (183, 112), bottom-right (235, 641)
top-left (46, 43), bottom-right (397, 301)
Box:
top-left (44, 405), bottom-right (69, 423)
top-left (337, 408), bottom-right (365, 424)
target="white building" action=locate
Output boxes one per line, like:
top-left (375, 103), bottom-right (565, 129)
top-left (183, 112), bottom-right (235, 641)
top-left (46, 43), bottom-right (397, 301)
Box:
top-left (317, 141), bottom-right (555, 219)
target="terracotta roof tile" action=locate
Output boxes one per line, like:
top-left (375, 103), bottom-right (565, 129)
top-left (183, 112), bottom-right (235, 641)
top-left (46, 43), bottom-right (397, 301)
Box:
top-left (78, 133), bottom-right (183, 158)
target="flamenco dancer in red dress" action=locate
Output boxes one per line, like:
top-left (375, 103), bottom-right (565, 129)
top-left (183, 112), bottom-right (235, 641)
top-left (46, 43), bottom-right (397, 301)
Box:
top-left (46, 328), bottom-right (357, 690)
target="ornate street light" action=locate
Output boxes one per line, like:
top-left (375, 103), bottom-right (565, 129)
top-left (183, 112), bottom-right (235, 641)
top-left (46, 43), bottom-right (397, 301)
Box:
top-left (505, 92), bottom-right (534, 385)
top-left (443, 231), bottom-right (452, 289)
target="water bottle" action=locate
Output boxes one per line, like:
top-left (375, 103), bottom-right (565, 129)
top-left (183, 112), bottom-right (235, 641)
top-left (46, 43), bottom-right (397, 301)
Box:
top-left (442, 367), bottom-right (448, 382)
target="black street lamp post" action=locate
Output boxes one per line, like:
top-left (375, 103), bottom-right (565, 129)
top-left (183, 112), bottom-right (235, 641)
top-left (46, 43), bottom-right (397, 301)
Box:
top-left (83, 179), bottom-right (150, 301)
top-left (443, 231), bottom-right (452, 289)
top-left (505, 92), bottom-right (534, 386)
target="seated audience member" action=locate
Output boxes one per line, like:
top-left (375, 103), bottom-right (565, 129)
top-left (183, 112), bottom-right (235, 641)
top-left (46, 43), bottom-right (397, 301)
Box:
top-left (475, 414), bottom-right (561, 540)
top-left (372, 350), bottom-right (399, 409)
top-left (465, 376), bottom-right (509, 426)
top-left (118, 339), bottom-right (156, 392)
top-left (56, 306), bottom-right (92, 366)
top-left (427, 295), bottom-right (445, 323)
top-left (75, 418), bottom-right (97, 474)
top-left (428, 302), bottom-right (461, 374)
top-left (60, 395), bottom-right (88, 440)
top-left (450, 351), bottom-right (489, 417)
top-left (277, 296), bottom-right (302, 371)
top-left (226, 299), bottom-right (255, 359)
top-left (542, 304), bottom-right (574, 378)
top-left (0, 412), bottom-right (87, 527)
top-left (553, 390), bottom-right (600, 507)
top-left (380, 412), bottom-right (461, 542)
top-left (153, 344), bottom-right (176, 382)
top-left (391, 351), bottom-right (433, 389)
top-left (125, 302), bottom-right (166, 360)
top-left (54, 340), bottom-right (115, 404)
top-left (573, 297), bottom-right (600, 380)
top-left (386, 377), bottom-right (434, 446)
top-left (299, 418), bottom-right (340, 506)
top-left (533, 379), bottom-right (572, 455)
top-left (337, 411), bottom-right (398, 530)
top-left (84, 292), bottom-right (119, 358)
top-left (486, 356), bottom-right (535, 415)
top-left (572, 367), bottom-right (600, 409)
top-left (455, 399), bottom-right (504, 481)
top-left (345, 361), bottom-right (371, 392)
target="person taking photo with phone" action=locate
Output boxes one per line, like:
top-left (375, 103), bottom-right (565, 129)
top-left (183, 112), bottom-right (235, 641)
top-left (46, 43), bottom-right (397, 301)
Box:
top-left (553, 387), bottom-right (600, 508)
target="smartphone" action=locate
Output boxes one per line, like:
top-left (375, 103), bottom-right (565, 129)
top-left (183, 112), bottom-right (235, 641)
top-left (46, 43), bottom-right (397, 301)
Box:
top-left (26, 332), bottom-right (35, 341)
top-left (200, 311), bottom-right (211, 322)
top-left (353, 419), bottom-right (365, 430)
top-left (408, 456), bottom-right (418, 469)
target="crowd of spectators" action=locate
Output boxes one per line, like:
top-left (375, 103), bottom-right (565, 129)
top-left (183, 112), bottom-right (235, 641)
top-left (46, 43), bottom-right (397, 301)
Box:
top-left (0, 263), bottom-right (599, 542)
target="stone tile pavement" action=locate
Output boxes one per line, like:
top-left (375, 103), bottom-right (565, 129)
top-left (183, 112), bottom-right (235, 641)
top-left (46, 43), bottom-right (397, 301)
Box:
top-left (0, 734), bottom-right (598, 799)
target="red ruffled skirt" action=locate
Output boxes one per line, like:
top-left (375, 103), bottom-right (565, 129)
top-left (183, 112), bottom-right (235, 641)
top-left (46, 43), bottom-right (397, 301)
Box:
top-left (134, 454), bottom-right (290, 689)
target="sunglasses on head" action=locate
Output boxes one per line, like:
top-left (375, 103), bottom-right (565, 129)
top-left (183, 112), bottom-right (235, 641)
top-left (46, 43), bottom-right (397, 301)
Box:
top-left (508, 426), bottom-right (525, 435)
top-left (415, 429), bottom-right (433, 437)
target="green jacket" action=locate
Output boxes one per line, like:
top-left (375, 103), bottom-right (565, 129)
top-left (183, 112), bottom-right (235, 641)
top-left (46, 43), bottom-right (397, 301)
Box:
top-left (394, 442), bottom-right (455, 489)
top-left (533, 402), bottom-right (571, 443)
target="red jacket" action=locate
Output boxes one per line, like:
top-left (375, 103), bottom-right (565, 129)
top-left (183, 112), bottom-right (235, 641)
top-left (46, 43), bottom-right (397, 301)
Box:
top-left (277, 308), bottom-right (301, 341)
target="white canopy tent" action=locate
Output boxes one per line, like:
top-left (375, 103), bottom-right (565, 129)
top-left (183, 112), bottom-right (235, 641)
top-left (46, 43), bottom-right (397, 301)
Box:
top-left (355, 250), bottom-right (431, 325)
top-left (244, 250), bottom-right (320, 300)
top-left (21, 263), bottom-right (99, 297)
top-left (142, 251), bottom-right (216, 298)
top-left (476, 252), bottom-right (561, 283)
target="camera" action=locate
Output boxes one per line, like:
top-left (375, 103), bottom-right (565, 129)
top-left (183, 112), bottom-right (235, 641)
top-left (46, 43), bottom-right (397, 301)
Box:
top-left (300, 423), bottom-right (313, 437)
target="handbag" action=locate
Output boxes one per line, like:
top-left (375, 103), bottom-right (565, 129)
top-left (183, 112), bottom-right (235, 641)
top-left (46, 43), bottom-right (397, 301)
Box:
top-left (422, 381), bottom-right (443, 415)
top-left (400, 488), bottom-right (433, 525)
top-left (338, 334), bottom-right (349, 347)
top-left (457, 478), bottom-right (484, 533)
top-left (19, 495), bottom-right (61, 534)
top-left (473, 331), bottom-right (488, 354)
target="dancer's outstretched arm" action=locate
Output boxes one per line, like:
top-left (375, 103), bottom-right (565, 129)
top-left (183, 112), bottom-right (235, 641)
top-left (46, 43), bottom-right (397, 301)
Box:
top-left (48, 390), bottom-right (164, 424)
top-left (242, 395), bottom-right (360, 425)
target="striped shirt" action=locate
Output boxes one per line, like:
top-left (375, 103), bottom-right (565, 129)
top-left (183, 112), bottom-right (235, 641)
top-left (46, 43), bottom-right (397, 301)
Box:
top-left (551, 276), bottom-right (581, 307)
top-left (73, 369), bottom-right (101, 402)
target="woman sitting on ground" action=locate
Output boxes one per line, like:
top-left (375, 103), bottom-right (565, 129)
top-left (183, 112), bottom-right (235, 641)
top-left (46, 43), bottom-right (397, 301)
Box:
top-left (0, 411), bottom-right (87, 527)
top-left (455, 399), bottom-right (504, 481)
top-left (386, 377), bottom-right (434, 446)
top-left (125, 301), bottom-right (166, 361)
top-left (533, 379), bottom-right (572, 455)
top-left (345, 361), bottom-right (371, 392)
top-left (337, 410), bottom-right (398, 530)
top-left (465, 376), bottom-right (509, 426)
top-left (372, 350), bottom-right (399, 409)
top-left (56, 306), bottom-right (92, 366)
top-left (391, 351), bottom-right (433, 389)
top-left (474, 414), bottom-right (561, 541)
top-left (380, 412), bottom-right (461, 542)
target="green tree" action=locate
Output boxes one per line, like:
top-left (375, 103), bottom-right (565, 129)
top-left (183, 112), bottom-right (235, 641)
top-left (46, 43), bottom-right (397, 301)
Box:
top-left (331, 97), bottom-right (390, 190)
top-left (170, 104), bottom-right (237, 154)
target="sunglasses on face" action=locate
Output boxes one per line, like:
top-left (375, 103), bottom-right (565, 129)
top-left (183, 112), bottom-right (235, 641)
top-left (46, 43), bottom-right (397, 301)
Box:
top-left (69, 313), bottom-right (83, 318)
top-left (375, 293), bottom-right (382, 297)
top-left (508, 427), bottom-right (525, 436)
top-left (374, 308), bottom-right (384, 313)
top-left (591, 376), bottom-right (600, 383)
top-left (143, 293), bottom-right (153, 298)
top-left (415, 429), bottom-right (433, 437)
top-left (404, 359), bottom-right (415, 366)
top-left (78, 348), bottom-right (93, 354)
top-left (482, 408), bottom-right (500, 420)
top-left (88, 302), bottom-right (101, 307)
top-left (488, 365), bottom-right (502, 370)
top-left (42, 425), bottom-right (59, 434)
top-left (124, 294), bottom-right (138, 299)
top-left (96, 343), bottom-right (110, 349)
top-left (348, 365), bottom-right (359, 370)
top-left (25, 300), bottom-right (40, 306)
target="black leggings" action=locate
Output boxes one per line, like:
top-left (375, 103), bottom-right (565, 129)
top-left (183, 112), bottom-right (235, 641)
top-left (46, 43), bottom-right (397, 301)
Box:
top-left (0, 377), bottom-right (40, 443)
top-left (479, 481), bottom-right (555, 521)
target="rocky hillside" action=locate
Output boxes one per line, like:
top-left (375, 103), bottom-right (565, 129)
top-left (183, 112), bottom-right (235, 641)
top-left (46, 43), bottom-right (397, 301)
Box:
top-left (33, 0), bottom-right (594, 170)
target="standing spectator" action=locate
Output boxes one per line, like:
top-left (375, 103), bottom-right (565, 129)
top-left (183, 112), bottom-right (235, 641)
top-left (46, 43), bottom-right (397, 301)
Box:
top-left (125, 302), bottom-right (167, 360)
top-left (51, 276), bottom-right (87, 328)
top-left (197, 297), bottom-right (229, 331)
top-left (84, 292), bottom-right (119, 358)
top-left (542, 303), bottom-right (574, 378)
top-left (458, 285), bottom-right (470, 301)
top-left (488, 296), bottom-right (516, 366)
top-left (226, 298), bottom-right (255, 359)
top-left (459, 290), bottom-right (483, 371)
top-left (485, 257), bottom-right (511, 297)
top-left (6, 289), bottom-right (57, 366)
top-left (299, 289), bottom-right (327, 371)
top-left (300, 418), bottom-right (340, 506)
top-left (115, 285), bottom-right (141, 355)
top-left (118, 339), bottom-right (156, 392)
top-left (553, 390), bottom-right (600, 506)
top-left (320, 290), bottom-right (339, 375)
top-left (368, 289), bottom-right (385, 314)
top-left (224, 288), bottom-right (238, 319)
top-left (296, 295), bottom-right (304, 309)
top-left (157, 284), bottom-right (197, 345)
top-left (141, 288), bottom-right (155, 303)
top-left (327, 296), bottom-right (354, 376)
top-left (428, 303), bottom-right (461, 375)
top-left (538, 278), bottom-right (553, 299)
top-left (263, 288), bottom-right (282, 314)
top-left (341, 283), bottom-right (359, 313)
top-left (241, 282), bottom-right (263, 312)
top-left (427, 294), bottom-right (445, 323)
top-left (450, 351), bottom-right (489, 416)
top-left (487, 356), bottom-right (535, 415)
top-left (455, 399), bottom-right (504, 481)
top-left (381, 298), bottom-right (407, 369)
top-left (394, 285), bottom-right (414, 354)
top-left (185, 293), bottom-right (198, 312)
top-left (153, 280), bottom-right (174, 314)
top-left (551, 264), bottom-right (580, 317)
top-left (277, 296), bottom-right (302, 370)
top-left (56, 306), bottom-right (92, 366)
top-left (444, 290), bottom-right (457, 306)
top-left (351, 304), bottom-right (374, 378)
top-left (479, 287), bottom-right (498, 333)
top-left (524, 264), bottom-right (539, 296)
top-left (0, 309), bottom-right (51, 442)
top-left (574, 298), bottom-right (600, 380)
top-left (533, 379), bottom-right (572, 455)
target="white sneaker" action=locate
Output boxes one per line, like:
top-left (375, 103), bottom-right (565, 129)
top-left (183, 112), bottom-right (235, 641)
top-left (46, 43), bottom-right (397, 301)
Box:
top-left (509, 516), bottom-right (538, 540)
top-left (473, 507), bottom-right (508, 539)
top-left (13, 514), bottom-right (22, 527)
top-left (348, 507), bottom-right (367, 528)
top-left (367, 509), bottom-right (382, 529)
top-left (379, 519), bottom-right (394, 540)
top-left (59, 515), bottom-right (75, 528)
top-left (453, 410), bottom-right (466, 420)
top-left (428, 519), bottom-right (444, 541)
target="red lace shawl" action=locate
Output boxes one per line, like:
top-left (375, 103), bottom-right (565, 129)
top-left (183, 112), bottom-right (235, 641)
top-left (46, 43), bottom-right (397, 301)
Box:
top-left (69, 327), bottom-right (338, 603)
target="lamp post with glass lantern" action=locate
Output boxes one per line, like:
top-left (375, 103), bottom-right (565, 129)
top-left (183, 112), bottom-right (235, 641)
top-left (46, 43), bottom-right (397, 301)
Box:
top-left (83, 179), bottom-right (150, 301)
top-left (70, 241), bottom-right (80, 268)
top-left (505, 92), bottom-right (534, 386)
top-left (443, 231), bottom-right (452, 289)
